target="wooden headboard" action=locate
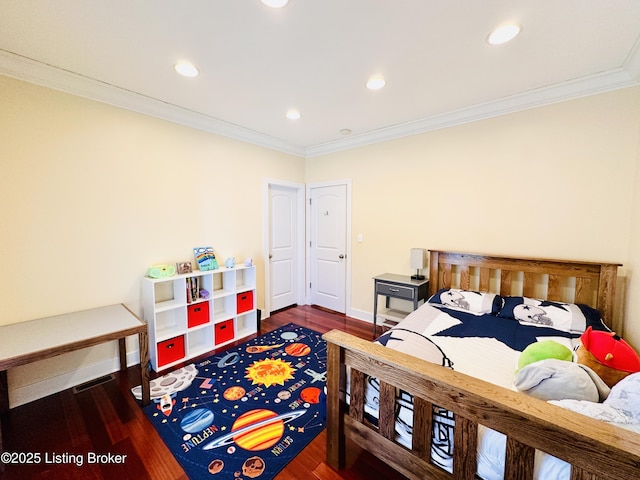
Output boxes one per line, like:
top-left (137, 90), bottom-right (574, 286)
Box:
top-left (428, 250), bottom-right (621, 329)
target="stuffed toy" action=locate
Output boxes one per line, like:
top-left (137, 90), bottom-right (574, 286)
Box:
top-left (514, 358), bottom-right (610, 402)
top-left (575, 327), bottom-right (640, 388)
top-left (517, 340), bottom-right (573, 371)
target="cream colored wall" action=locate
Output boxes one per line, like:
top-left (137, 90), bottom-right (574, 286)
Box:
top-left (307, 86), bottom-right (640, 344)
top-left (3, 74), bottom-right (640, 407)
top-left (0, 75), bottom-right (305, 406)
top-left (624, 99), bottom-right (640, 350)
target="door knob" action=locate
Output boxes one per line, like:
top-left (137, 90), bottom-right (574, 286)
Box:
top-left (269, 254), bottom-right (272, 259)
top-left (339, 254), bottom-right (345, 259)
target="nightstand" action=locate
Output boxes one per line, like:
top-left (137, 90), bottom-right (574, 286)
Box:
top-left (372, 273), bottom-right (429, 337)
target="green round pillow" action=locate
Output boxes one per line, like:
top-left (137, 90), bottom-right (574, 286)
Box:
top-left (518, 340), bottom-right (573, 371)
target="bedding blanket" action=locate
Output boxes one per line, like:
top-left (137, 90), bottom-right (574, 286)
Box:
top-left (361, 302), bottom-right (590, 480)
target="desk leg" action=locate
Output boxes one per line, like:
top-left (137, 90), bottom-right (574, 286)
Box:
top-left (0, 370), bottom-right (7, 473)
top-left (138, 331), bottom-right (150, 406)
top-left (0, 421), bottom-right (3, 473)
top-left (118, 338), bottom-right (127, 372)
top-left (0, 370), bottom-right (7, 414)
top-left (372, 290), bottom-right (378, 339)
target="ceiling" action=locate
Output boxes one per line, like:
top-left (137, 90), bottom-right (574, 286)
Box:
top-left (1, 1), bottom-right (639, 158)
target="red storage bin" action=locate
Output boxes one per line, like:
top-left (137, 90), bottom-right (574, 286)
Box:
top-left (157, 335), bottom-right (185, 367)
top-left (237, 291), bottom-right (254, 314)
top-left (215, 319), bottom-right (235, 345)
top-left (187, 302), bottom-right (210, 328)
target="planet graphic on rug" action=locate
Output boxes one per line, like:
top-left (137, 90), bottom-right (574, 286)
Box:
top-left (280, 331), bottom-right (298, 340)
top-left (223, 386), bottom-right (246, 401)
top-left (208, 459), bottom-right (224, 474)
top-left (300, 387), bottom-right (322, 404)
top-left (180, 408), bottom-right (214, 433)
top-left (277, 390), bottom-right (291, 400)
top-left (202, 408), bottom-right (306, 451)
top-left (216, 351), bottom-right (240, 368)
top-left (285, 343), bottom-right (311, 356)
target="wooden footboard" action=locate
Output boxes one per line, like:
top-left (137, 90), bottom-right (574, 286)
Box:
top-left (324, 329), bottom-right (640, 480)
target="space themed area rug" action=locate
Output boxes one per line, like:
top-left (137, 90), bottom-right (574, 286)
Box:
top-left (134, 324), bottom-right (326, 480)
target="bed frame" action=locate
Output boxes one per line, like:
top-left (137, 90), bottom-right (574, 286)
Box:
top-left (324, 250), bottom-right (639, 480)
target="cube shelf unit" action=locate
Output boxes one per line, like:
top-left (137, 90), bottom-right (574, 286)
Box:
top-left (142, 265), bottom-right (257, 372)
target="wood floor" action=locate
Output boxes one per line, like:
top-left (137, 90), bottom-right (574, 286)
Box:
top-left (0, 306), bottom-right (408, 480)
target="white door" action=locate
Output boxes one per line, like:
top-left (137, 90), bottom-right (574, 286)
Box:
top-left (309, 184), bottom-right (347, 313)
top-left (269, 185), bottom-right (299, 311)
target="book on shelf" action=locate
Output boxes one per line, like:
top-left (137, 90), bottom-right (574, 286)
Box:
top-left (186, 276), bottom-right (200, 303)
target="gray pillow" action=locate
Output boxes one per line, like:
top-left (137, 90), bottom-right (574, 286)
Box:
top-left (514, 358), bottom-right (610, 402)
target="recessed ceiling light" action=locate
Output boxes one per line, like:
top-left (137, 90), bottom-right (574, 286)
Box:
top-left (174, 61), bottom-right (199, 77)
top-left (286, 109), bottom-right (301, 120)
top-left (261, 0), bottom-right (289, 7)
top-left (366, 76), bottom-right (386, 90)
top-left (487, 24), bottom-right (521, 45)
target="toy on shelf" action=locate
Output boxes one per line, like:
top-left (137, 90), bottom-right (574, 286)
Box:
top-left (193, 246), bottom-right (219, 271)
top-left (147, 264), bottom-right (176, 278)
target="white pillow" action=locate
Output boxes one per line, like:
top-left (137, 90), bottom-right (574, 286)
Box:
top-left (428, 288), bottom-right (502, 315)
top-left (548, 399), bottom-right (634, 424)
top-left (603, 372), bottom-right (640, 421)
top-left (550, 372), bottom-right (640, 424)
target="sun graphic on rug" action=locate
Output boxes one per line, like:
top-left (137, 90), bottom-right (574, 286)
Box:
top-left (245, 358), bottom-right (296, 387)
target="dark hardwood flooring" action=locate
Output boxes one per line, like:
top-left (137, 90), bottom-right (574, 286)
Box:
top-left (0, 306), bottom-right (407, 480)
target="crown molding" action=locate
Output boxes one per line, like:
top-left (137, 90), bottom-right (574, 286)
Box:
top-left (623, 34), bottom-right (640, 80)
top-left (305, 37), bottom-right (640, 157)
top-left (1, 48), bottom-right (638, 160)
top-left (0, 50), bottom-right (306, 158)
top-left (304, 66), bottom-right (640, 158)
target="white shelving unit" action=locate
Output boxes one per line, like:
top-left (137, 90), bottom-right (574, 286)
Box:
top-left (142, 265), bottom-right (257, 372)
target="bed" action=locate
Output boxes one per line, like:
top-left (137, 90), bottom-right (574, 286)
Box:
top-left (323, 250), bottom-right (640, 480)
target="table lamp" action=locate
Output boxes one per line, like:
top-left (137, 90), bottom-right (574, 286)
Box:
top-left (410, 248), bottom-right (426, 280)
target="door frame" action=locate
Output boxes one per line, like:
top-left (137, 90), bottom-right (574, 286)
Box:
top-left (262, 178), bottom-right (306, 319)
top-left (306, 179), bottom-right (353, 315)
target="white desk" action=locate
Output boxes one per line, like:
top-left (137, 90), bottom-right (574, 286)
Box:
top-left (0, 304), bottom-right (150, 469)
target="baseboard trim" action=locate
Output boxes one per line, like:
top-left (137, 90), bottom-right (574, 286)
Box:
top-left (347, 307), bottom-right (371, 324)
top-left (9, 350), bottom-right (140, 409)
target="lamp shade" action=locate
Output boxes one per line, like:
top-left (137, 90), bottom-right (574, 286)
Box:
top-left (410, 248), bottom-right (426, 280)
top-left (410, 248), bottom-right (426, 270)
